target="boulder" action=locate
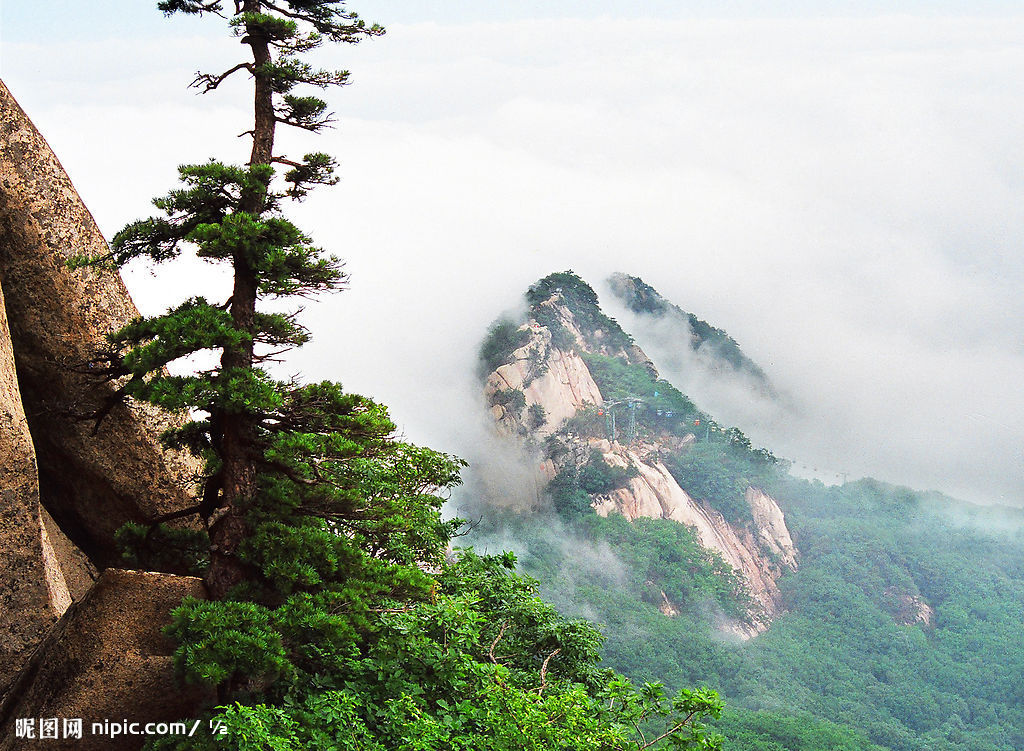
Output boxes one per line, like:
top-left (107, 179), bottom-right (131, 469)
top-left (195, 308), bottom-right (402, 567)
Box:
top-left (0, 569), bottom-right (212, 751)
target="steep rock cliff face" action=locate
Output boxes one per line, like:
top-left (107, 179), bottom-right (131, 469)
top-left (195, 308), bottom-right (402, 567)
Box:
top-left (588, 440), bottom-right (797, 635)
top-left (483, 275), bottom-right (799, 635)
top-left (0, 281), bottom-right (66, 691)
top-left (0, 275), bottom-right (99, 693)
top-left (0, 79), bottom-right (203, 704)
top-left (0, 79), bottom-right (201, 566)
top-left (885, 586), bottom-right (935, 628)
top-left (747, 486), bottom-right (799, 572)
top-left (485, 322), bottom-right (604, 436)
top-left (0, 570), bottom-right (212, 751)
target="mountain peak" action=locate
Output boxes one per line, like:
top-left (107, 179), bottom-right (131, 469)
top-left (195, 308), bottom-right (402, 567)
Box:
top-left (478, 270), bottom-right (796, 636)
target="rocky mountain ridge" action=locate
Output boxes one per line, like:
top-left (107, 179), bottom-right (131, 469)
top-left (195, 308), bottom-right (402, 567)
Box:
top-left (606, 272), bottom-right (773, 392)
top-left (481, 271), bottom-right (798, 636)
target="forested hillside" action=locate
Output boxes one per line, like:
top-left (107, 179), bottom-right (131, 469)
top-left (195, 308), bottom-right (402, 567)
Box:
top-left (466, 271), bottom-right (1024, 751)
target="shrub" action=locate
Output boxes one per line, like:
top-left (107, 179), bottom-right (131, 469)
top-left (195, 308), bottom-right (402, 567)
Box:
top-left (578, 450), bottom-right (638, 495)
top-left (527, 403), bottom-right (547, 429)
top-left (492, 387), bottom-right (526, 415)
top-left (477, 317), bottom-right (530, 379)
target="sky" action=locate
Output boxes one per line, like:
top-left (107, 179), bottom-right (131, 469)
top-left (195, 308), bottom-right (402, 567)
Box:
top-left (1, 2), bottom-right (1022, 507)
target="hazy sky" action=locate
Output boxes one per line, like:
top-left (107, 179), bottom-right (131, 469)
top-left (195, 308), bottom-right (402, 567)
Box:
top-left (1, 3), bottom-right (1022, 506)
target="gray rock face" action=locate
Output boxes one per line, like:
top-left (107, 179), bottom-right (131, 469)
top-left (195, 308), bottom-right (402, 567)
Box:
top-left (0, 78), bottom-right (201, 566)
top-left (0, 570), bottom-right (212, 751)
top-left (0, 279), bottom-right (55, 693)
top-left (0, 78), bottom-right (203, 698)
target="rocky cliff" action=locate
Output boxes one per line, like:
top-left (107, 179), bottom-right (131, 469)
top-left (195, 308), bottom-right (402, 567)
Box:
top-left (481, 272), bottom-right (798, 636)
top-left (0, 78), bottom-right (205, 732)
top-left (484, 321), bottom-right (604, 438)
top-left (0, 570), bottom-right (211, 751)
top-left (0, 80), bottom-right (202, 567)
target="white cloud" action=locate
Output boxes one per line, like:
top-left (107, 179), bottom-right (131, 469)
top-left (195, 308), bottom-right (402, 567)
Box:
top-left (3, 13), bottom-right (1022, 505)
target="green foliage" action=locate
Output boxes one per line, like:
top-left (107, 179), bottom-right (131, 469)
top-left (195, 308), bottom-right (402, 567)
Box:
top-left (713, 708), bottom-right (887, 751)
top-left (479, 510), bottom-right (750, 626)
top-left (527, 402), bottom-right (547, 429)
top-left (544, 452), bottom-right (640, 520)
top-left (167, 598), bottom-right (289, 689)
top-left (531, 304), bottom-right (577, 351)
top-left (527, 271), bottom-right (633, 353)
top-left (610, 274), bottom-right (669, 317)
top-left (580, 353), bottom-right (705, 439)
top-left (578, 450), bottom-right (638, 495)
top-left (548, 471), bottom-right (597, 518)
top-left (478, 317), bottom-right (530, 379)
top-left (684, 314), bottom-right (762, 379)
top-left (579, 514), bottom-right (751, 621)
top-left (150, 551), bottom-right (725, 750)
top-left (115, 522), bottom-right (209, 577)
top-left (664, 441), bottom-right (776, 526)
top-left (473, 478), bottom-right (1024, 751)
top-left (575, 351), bottom-right (779, 524)
top-left (491, 387), bottom-right (526, 415)
top-left (561, 404), bottom-right (607, 438)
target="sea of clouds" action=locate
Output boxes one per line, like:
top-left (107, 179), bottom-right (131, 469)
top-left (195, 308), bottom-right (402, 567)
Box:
top-left (3, 10), bottom-right (1022, 506)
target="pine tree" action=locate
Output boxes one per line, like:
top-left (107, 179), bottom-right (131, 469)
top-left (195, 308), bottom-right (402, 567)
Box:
top-left (78, 4), bottom-right (726, 747)
top-left (85, 0), bottom-right (401, 600)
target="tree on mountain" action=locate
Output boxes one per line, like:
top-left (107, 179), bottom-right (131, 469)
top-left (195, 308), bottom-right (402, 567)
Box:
top-left (76, 1), bottom-right (726, 747)
top-left (95, 0), bottom-right (391, 600)
top-left (79, 0), bottom-right (464, 702)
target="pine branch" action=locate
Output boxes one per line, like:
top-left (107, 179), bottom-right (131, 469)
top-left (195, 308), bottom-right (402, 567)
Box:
top-left (274, 114), bottom-right (335, 132)
top-left (253, 456), bottom-right (318, 485)
top-left (191, 62), bottom-right (253, 93)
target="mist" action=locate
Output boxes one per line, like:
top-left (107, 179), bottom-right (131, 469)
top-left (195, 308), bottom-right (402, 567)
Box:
top-left (2, 11), bottom-right (1022, 507)
top-left (602, 279), bottom-right (1024, 506)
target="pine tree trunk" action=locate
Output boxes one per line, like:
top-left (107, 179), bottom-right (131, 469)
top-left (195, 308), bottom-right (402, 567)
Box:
top-left (206, 1), bottom-right (276, 600)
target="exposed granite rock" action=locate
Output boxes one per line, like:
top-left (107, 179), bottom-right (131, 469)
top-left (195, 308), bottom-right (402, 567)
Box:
top-left (590, 440), bottom-right (798, 636)
top-left (0, 79), bottom-right (201, 566)
top-left (481, 286), bottom-right (799, 637)
top-left (0, 277), bottom-right (98, 698)
top-left (657, 588), bottom-right (680, 617)
top-left (0, 569), bottom-right (212, 751)
top-left (0, 279), bottom-right (56, 693)
top-left (747, 486), bottom-right (799, 571)
top-left (886, 586), bottom-right (934, 628)
top-left (39, 506), bottom-right (97, 605)
top-left (485, 323), bottom-right (604, 436)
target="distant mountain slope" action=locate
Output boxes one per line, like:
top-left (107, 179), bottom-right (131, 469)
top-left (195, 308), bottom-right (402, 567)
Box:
top-left (478, 270), bottom-right (797, 636)
top-left (465, 268), bottom-right (1024, 751)
top-left (606, 272), bottom-right (773, 393)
